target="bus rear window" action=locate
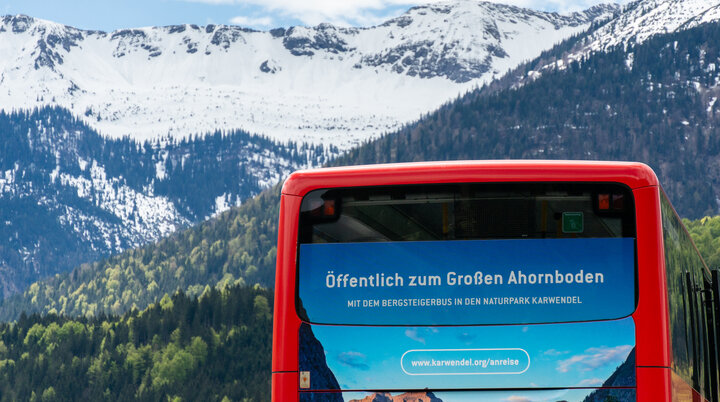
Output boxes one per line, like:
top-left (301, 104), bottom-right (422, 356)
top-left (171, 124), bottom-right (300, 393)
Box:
top-left (299, 183), bottom-right (635, 243)
top-left (297, 183), bottom-right (637, 326)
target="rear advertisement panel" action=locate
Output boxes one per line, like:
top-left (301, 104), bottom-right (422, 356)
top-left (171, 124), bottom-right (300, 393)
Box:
top-left (297, 238), bottom-right (636, 399)
top-left (298, 238), bottom-right (636, 326)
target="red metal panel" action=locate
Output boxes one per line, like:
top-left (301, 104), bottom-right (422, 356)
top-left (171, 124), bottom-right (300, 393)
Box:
top-left (638, 367), bottom-right (671, 401)
top-left (271, 372), bottom-right (299, 402)
top-left (272, 194), bottom-right (302, 373)
top-left (633, 186), bottom-right (671, 367)
top-left (282, 161), bottom-right (659, 196)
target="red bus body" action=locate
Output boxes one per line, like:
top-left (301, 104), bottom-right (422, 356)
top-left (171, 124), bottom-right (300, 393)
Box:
top-left (272, 161), bottom-right (719, 401)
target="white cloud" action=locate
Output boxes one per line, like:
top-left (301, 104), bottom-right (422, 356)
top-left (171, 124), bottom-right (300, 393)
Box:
top-left (186, 0), bottom-right (436, 26)
top-left (229, 15), bottom-right (274, 27)
top-left (543, 348), bottom-right (569, 356)
top-left (405, 328), bottom-right (426, 344)
top-left (336, 351), bottom-right (370, 370)
top-left (578, 378), bottom-right (605, 386)
top-left (513, 0), bottom-right (629, 13)
top-left (185, 0), bottom-right (626, 27)
top-left (557, 345), bottom-right (633, 373)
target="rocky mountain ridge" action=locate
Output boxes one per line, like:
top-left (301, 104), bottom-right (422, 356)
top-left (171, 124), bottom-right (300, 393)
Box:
top-left (522, 0), bottom-right (720, 78)
top-left (0, 2), bottom-right (616, 149)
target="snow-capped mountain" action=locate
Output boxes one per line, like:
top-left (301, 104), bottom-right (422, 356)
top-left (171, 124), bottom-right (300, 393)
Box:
top-left (0, 2), bottom-right (616, 149)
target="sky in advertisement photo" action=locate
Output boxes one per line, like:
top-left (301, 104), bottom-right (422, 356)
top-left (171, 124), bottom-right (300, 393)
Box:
top-left (1, 0), bottom-right (628, 31)
top-left (309, 319), bottom-right (635, 395)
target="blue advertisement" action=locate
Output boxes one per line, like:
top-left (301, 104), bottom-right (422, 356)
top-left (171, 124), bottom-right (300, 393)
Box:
top-left (298, 238), bottom-right (635, 325)
top-left (299, 318), bottom-right (637, 400)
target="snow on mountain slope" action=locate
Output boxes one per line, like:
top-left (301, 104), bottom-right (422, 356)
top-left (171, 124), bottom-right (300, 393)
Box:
top-left (0, 107), bottom-right (320, 297)
top-left (685, 3), bottom-right (720, 28)
top-left (53, 161), bottom-right (187, 251)
top-left (0, 2), bottom-right (616, 149)
top-left (576, 0), bottom-right (720, 53)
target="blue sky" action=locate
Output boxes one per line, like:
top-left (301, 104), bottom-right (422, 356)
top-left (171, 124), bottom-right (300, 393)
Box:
top-left (1, 0), bottom-right (621, 31)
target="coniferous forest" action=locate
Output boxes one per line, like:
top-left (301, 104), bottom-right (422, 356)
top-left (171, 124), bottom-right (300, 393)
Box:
top-left (0, 285), bottom-right (272, 402)
top-left (0, 186), bottom-right (280, 321)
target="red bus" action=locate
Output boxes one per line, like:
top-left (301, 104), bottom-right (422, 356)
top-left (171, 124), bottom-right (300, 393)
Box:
top-left (272, 161), bottom-right (720, 402)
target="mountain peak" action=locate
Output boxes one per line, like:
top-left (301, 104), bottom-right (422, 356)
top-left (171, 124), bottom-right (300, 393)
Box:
top-left (1, 14), bottom-right (36, 33)
top-left (1, 14), bottom-right (85, 71)
top-left (1, 14), bottom-right (80, 34)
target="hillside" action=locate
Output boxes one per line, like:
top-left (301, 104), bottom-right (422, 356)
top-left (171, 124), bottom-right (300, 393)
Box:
top-left (0, 184), bottom-right (280, 321)
top-left (337, 20), bottom-right (720, 219)
top-left (0, 108), bottom-right (318, 298)
top-left (0, 284), bottom-right (272, 401)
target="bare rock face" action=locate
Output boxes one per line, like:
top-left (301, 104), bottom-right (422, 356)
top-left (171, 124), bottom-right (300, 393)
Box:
top-left (349, 392), bottom-right (443, 402)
